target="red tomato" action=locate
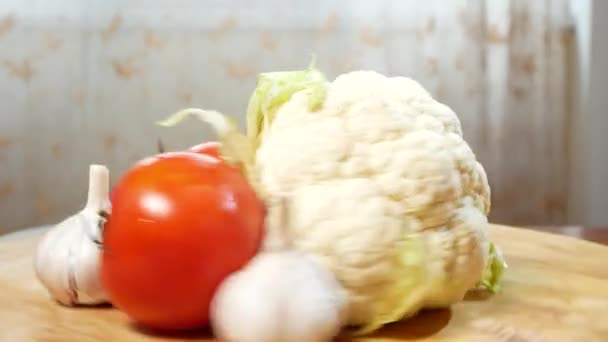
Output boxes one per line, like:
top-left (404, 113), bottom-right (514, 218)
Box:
top-left (101, 152), bottom-right (265, 330)
top-left (189, 141), bottom-right (220, 158)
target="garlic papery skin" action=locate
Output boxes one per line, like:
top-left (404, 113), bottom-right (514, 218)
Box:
top-left (210, 197), bottom-right (348, 342)
top-left (34, 164), bottom-right (111, 306)
top-left (211, 250), bottom-right (348, 342)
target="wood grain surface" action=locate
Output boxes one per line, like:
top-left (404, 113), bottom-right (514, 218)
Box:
top-left (1, 224), bottom-right (607, 341)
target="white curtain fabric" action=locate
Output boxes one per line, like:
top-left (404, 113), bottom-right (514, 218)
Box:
top-left (0, 0), bottom-right (573, 232)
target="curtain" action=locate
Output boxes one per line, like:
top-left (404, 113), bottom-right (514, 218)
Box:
top-left (0, 0), bottom-right (574, 232)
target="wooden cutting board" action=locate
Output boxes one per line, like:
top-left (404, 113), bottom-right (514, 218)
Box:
top-left (1, 224), bottom-right (607, 341)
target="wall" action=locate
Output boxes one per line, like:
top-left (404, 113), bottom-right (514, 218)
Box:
top-left (0, 0), bottom-right (576, 233)
top-left (567, 0), bottom-right (608, 227)
top-left (567, 0), bottom-right (590, 225)
top-left (578, 0), bottom-right (608, 226)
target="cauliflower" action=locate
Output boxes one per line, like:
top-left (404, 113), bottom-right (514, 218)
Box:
top-left (249, 67), bottom-right (505, 333)
top-left (159, 65), bottom-right (506, 334)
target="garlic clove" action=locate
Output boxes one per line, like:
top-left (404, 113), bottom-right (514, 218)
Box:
top-left (211, 250), bottom-right (348, 342)
top-left (71, 211), bottom-right (108, 304)
top-left (34, 164), bottom-right (111, 306)
top-left (212, 260), bottom-right (282, 342)
top-left (34, 216), bottom-right (80, 305)
top-left (281, 252), bottom-right (349, 341)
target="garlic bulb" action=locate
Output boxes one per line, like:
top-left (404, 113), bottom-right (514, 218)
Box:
top-left (34, 164), bottom-right (111, 306)
top-left (211, 197), bottom-right (348, 342)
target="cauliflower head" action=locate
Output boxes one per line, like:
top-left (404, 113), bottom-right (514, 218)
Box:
top-left (250, 68), bottom-right (502, 333)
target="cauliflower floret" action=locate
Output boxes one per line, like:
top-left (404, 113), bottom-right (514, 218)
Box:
top-left (256, 71), bottom-right (492, 331)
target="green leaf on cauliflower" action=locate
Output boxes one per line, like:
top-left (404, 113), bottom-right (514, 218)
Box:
top-left (246, 60), bottom-right (328, 149)
top-left (479, 242), bottom-right (507, 293)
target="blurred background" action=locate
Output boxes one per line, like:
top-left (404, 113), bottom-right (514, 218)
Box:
top-left (0, 0), bottom-right (606, 235)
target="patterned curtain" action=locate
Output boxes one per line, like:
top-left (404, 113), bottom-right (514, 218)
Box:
top-left (0, 0), bottom-right (574, 232)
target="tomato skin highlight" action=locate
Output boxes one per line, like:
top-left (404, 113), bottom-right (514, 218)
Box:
top-left (101, 152), bottom-right (265, 330)
top-left (189, 141), bottom-right (221, 158)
